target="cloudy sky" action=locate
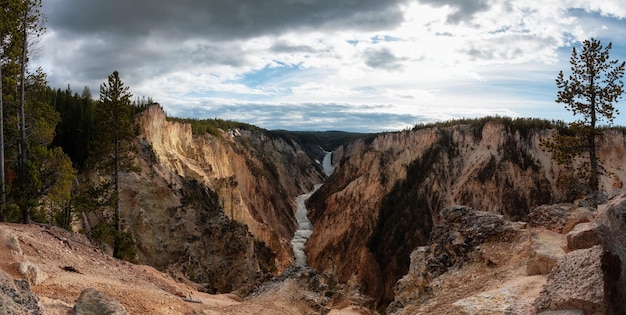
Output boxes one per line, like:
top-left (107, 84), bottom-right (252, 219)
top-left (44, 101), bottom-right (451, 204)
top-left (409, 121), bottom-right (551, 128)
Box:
top-left (33, 0), bottom-right (626, 132)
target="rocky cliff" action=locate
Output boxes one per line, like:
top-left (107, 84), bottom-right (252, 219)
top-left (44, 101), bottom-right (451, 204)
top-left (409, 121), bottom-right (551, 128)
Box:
top-left (306, 119), bottom-right (626, 305)
top-left (116, 105), bottom-right (324, 290)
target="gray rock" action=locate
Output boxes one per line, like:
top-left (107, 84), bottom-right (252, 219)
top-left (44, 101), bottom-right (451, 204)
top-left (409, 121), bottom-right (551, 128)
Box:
top-left (534, 245), bottom-right (618, 315)
top-left (451, 289), bottom-right (519, 315)
top-left (566, 222), bottom-right (606, 251)
top-left (0, 268), bottom-right (43, 315)
top-left (537, 310), bottom-right (585, 315)
top-left (527, 231), bottom-right (565, 275)
top-left (528, 204), bottom-right (575, 232)
top-left (594, 194), bottom-right (626, 314)
top-left (1, 228), bottom-right (23, 255)
top-left (18, 261), bottom-right (47, 285)
top-left (562, 207), bottom-right (594, 234)
top-left (72, 288), bottom-right (128, 315)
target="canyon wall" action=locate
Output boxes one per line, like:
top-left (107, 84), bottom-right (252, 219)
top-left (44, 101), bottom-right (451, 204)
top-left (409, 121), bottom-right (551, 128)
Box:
top-left (117, 105), bottom-right (324, 289)
top-left (306, 121), bottom-right (626, 304)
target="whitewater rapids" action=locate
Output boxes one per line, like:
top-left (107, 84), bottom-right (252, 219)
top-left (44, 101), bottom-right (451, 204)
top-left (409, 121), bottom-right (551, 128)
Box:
top-left (291, 151), bottom-right (334, 266)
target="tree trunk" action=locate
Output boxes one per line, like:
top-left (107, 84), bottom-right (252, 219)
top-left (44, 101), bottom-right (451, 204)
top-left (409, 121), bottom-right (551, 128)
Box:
top-left (114, 102), bottom-right (120, 233)
top-left (588, 84), bottom-right (599, 205)
top-left (19, 11), bottom-right (29, 224)
top-left (0, 30), bottom-right (6, 222)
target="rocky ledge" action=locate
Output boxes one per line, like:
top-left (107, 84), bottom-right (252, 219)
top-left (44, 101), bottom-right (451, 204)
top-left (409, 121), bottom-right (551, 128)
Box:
top-left (389, 195), bottom-right (626, 315)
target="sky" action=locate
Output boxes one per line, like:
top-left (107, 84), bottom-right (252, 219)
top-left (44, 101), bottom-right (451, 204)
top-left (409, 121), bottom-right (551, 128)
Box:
top-left (33, 0), bottom-right (626, 133)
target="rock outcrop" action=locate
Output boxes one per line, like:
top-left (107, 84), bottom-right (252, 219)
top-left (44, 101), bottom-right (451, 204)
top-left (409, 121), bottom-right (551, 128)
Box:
top-left (389, 205), bottom-right (523, 313)
top-left (18, 261), bottom-right (47, 286)
top-left (72, 288), bottom-right (128, 315)
top-left (306, 121), bottom-right (626, 304)
top-left (0, 269), bottom-right (43, 315)
top-left (128, 105), bottom-right (324, 270)
top-left (535, 245), bottom-right (618, 315)
top-left (526, 230), bottom-right (566, 276)
top-left (92, 105), bottom-right (326, 291)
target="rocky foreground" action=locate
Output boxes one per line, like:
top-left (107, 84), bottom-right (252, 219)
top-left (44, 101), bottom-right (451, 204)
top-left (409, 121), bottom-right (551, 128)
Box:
top-left (2, 192), bottom-right (625, 314)
top-left (0, 221), bottom-right (373, 314)
top-left (389, 194), bottom-right (626, 315)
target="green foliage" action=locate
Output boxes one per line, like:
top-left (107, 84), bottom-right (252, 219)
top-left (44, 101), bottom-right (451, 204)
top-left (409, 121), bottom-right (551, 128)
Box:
top-left (91, 222), bottom-right (116, 246)
top-left (271, 130), bottom-right (373, 151)
top-left (544, 38), bottom-right (625, 202)
top-left (114, 231), bottom-right (138, 263)
top-left (167, 116), bottom-right (261, 137)
top-left (51, 86), bottom-right (96, 169)
top-left (413, 115), bottom-right (567, 139)
top-left (254, 239), bottom-right (277, 273)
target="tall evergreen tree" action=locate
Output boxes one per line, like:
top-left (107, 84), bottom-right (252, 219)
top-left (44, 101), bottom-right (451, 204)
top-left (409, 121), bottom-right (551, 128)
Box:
top-left (98, 70), bottom-right (133, 234)
top-left (1, 0), bottom-right (22, 222)
top-left (544, 38), bottom-right (625, 204)
top-left (16, 0), bottom-right (45, 223)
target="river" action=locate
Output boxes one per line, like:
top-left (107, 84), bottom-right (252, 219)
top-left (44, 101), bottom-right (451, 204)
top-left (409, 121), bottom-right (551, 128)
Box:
top-left (291, 151), bottom-right (334, 266)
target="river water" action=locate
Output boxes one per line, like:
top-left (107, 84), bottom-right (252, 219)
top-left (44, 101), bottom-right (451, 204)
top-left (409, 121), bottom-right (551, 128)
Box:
top-left (291, 151), bottom-right (334, 266)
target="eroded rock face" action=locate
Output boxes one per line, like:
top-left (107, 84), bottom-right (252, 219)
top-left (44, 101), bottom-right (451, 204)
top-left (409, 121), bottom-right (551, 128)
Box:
top-left (389, 206), bottom-right (521, 312)
top-left (594, 193), bottom-right (626, 313)
top-left (128, 106), bottom-right (323, 269)
top-left (75, 105), bottom-right (328, 294)
top-left (307, 122), bottom-right (626, 305)
top-left (166, 179), bottom-right (276, 293)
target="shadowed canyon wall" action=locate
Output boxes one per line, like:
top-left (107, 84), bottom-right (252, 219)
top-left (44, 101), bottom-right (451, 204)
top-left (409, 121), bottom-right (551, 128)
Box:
top-left (116, 105), bottom-right (324, 290)
top-left (306, 121), bottom-right (626, 304)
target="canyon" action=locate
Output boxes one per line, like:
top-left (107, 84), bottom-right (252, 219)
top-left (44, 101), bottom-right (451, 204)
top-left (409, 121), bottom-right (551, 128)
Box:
top-left (2, 107), bottom-right (626, 314)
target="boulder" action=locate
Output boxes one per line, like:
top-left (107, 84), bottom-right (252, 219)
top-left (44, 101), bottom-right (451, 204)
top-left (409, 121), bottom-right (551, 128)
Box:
top-left (566, 222), bottom-right (606, 251)
top-left (1, 227), bottom-right (23, 255)
top-left (562, 207), bottom-right (594, 234)
top-left (451, 289), bottom-right (519, 315)
top-left (537, 311), bottom-right (585, 315)
top-left (72, 288), bottom-right (128, 315)
top-left (19, 261), bottom-right (47, 285)
top-left (528, 204), bottom-right (575, 232)
top-left (392, 246), bottom-right (430, 307)
top-left (534, 245), bottom-right (619, 315)
top-left (527, 230), bottom-right (566, 275)
top-left (594, 194), bottom-right (626, 314)
top-left (0, 268), bottom-right (43, 315)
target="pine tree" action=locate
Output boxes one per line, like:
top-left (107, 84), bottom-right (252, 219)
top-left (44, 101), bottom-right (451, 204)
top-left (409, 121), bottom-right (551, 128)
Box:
top-left (16, 0), bottom-right (45, 223)
top-left (97, 70), bottom-right (133, 234)
top-left (543, 38), bottom-right (625, 204)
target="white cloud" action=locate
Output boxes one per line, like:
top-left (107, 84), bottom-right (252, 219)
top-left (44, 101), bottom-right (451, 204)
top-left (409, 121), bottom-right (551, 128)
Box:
top-left (32, 0), bottom-right (626, 131)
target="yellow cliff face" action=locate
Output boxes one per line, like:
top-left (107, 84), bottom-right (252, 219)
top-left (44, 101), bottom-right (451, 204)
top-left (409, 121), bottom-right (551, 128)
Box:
top-left (125, 105), bottom-right (324, 271)
top-left (306, 121), bottom-right (626, 305)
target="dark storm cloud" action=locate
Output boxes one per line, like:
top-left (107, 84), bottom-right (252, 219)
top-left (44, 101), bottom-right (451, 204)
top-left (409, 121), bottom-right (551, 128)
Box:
top-left (271, 41), bottom-right (318, 54)
top-left (41, 0), bottom-right (410, 89)
top-left (419, 0), bottom-right (491, 23)
top-left (364, 47), bottom-right (406, 71)
top-left (46, 0), bottom-right (409, 40)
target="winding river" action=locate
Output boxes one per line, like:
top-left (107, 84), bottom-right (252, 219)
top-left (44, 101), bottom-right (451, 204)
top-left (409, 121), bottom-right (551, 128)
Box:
top-left (291, 151), bottom-right (334, 266)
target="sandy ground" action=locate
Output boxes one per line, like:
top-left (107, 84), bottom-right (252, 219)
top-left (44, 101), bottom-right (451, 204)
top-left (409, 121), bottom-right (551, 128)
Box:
top-left (1, 223), bottom-right (367, 315)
